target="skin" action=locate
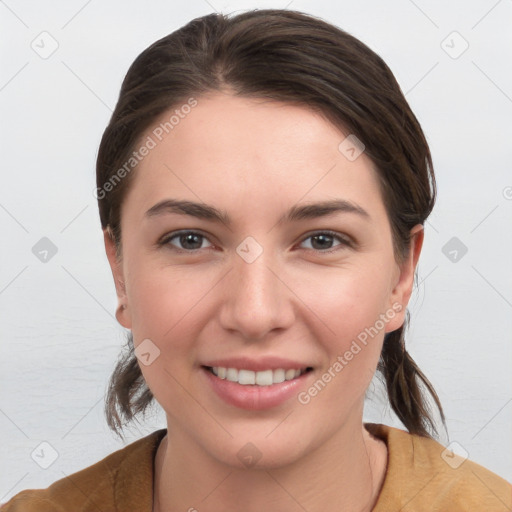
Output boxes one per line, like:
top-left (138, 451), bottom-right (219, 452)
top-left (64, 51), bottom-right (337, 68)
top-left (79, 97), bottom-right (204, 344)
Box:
top-left (104, 91), bottom-right (424, 512)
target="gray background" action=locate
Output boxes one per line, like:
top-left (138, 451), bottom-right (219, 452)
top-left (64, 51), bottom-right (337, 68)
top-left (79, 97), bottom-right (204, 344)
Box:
top-left (1, 0), bottom-right (511, 502)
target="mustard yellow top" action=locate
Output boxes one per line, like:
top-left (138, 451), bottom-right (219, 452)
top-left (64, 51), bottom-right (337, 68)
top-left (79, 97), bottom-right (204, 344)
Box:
top-left (2, 423), bottom-right (511, 511)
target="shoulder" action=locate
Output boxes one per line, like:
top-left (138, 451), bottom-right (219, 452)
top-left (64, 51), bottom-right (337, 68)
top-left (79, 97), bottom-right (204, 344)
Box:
top-left (1, 429), bottom-right (166, 512)
top-left (367, 423), bottom-right (512, 512)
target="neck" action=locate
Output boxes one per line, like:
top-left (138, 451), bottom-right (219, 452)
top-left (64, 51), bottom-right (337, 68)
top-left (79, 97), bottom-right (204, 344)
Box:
top-left (153, 414), bottom-right (387, 512)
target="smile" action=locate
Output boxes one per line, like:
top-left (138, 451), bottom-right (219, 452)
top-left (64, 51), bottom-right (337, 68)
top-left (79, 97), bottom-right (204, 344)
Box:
top-left (206, 366), bottom-right (312, 386)
top-left (201, 357), bottom-right (315, 410)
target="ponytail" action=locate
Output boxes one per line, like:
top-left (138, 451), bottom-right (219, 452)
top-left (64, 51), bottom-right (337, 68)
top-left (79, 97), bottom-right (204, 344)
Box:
top-left (377, 310), bottom-right (446, 438)
top-left (104, 334), bottom-right (153, 437)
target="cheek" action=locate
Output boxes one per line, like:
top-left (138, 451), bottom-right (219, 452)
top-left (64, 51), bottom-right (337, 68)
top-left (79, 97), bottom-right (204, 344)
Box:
top-left (296, 263), bottom-right (391, 390)
top-left (125, 267), bottom-right (210, 410)
top-left (127, 263), bottom-right (200, 335)
top-left (299, 275), bottom-right (388, 416)
top-left (299, 262), bottom-right (393, 341)
top-left (125, 264), bottom-right (220, 374)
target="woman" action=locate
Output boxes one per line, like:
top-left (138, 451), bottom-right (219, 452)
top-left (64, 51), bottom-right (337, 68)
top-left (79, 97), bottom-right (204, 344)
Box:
top-left (3, 8), bottom-right (511, 512)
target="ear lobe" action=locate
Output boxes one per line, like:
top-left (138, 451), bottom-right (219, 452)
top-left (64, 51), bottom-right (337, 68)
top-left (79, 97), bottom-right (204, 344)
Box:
top-left (385, 224), bottom-right (424, 333)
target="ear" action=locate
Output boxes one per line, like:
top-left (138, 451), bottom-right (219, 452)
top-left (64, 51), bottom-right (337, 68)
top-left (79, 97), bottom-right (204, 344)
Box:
top-left (103, 227), bottom-right (132, 329)
top-left (384, 224), bottom-right (424, 333)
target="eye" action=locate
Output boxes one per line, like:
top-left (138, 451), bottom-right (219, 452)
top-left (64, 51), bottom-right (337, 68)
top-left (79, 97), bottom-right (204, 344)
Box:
top-left (298, 231), bottom-right (351, 253)
top-left (159, 230), bottom-right (213, 252)
top-left (158, 229), bottom-right (351, 254)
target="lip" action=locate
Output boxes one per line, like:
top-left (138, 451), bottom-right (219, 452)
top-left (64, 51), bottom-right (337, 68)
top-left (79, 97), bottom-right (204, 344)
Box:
top-left (201, 364), bottom-right (314, 410)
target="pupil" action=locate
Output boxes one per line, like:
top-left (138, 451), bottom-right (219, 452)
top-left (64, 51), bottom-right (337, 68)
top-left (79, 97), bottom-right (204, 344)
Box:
top-left (312, 234), bottom-right (332, 250)
top-left (182, 233), bottom-right (201, 249)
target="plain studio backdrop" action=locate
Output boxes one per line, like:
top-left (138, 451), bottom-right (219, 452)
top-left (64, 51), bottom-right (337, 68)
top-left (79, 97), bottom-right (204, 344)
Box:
top-left (1, 0), bottom-right (511, 502)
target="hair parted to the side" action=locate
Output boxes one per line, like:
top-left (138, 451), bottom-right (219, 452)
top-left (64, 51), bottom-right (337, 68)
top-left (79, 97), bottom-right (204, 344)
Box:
top-left (97, 9), bottom-right (446, 439)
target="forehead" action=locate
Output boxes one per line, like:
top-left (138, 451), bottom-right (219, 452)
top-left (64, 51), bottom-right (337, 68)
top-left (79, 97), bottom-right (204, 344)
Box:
top-left (122, 92), bottom-right (388, 226)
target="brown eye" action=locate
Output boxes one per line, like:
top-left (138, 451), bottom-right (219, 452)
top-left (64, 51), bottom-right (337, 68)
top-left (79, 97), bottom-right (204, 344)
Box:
top-left (160, 231), bottom-right (212, 252)
top-left (299, 231), bottom-right (351, 253)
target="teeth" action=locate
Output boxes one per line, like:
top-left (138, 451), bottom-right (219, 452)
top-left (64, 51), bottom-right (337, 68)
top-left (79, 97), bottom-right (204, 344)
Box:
top-left (209, 366), bottom-right (308, 386)
top-left (226, 367), bottom-right (238, 381)
top-left (273, 368), bottom-right (285, 383)
top-left (285, 369), bottom-right (296, 380)
top-left (238, 369), bottom-right (256, 385)
top-left (255, 369), bottom-right (273, 386)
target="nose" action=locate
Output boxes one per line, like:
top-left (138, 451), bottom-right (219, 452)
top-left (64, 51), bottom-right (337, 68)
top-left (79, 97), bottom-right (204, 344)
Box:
top-left (218, 245), bottom-right (296, 341)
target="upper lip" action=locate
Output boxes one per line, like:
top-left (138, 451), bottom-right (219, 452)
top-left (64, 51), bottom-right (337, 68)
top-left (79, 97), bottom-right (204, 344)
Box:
top-left (201, 356), bottom-right (313, 372)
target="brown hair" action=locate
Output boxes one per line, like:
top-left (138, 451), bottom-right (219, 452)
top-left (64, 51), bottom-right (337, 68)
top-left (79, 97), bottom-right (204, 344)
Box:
top-left (96, 9), bottom-right (446, 439)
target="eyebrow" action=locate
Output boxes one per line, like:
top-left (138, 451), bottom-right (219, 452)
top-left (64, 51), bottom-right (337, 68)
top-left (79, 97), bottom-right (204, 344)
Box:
top-left (144, 198), bottom-right (370, 225)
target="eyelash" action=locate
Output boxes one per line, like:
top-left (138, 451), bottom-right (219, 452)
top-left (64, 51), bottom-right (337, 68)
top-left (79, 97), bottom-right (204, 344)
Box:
top-left (158, 230), bottom-right (352, 255)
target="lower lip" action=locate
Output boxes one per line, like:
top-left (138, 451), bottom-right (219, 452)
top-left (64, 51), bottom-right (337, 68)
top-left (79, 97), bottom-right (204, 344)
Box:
top-left (202, 367), bottom-right (312, 410)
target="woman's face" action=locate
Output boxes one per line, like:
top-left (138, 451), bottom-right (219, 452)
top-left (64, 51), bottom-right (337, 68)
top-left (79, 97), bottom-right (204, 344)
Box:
top-left (105, 92), bottom-right (422, 468)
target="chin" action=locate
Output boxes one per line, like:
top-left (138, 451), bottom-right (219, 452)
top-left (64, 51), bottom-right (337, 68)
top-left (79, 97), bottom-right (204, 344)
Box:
top-left (223, 448), bottom-right (304, 471)
top-left (205, 432), bottom-right (312, 471)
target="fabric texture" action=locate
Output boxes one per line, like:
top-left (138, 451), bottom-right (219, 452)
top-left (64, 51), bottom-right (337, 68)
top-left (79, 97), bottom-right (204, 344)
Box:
top-left (2, 423), bottom-right (511, 511)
